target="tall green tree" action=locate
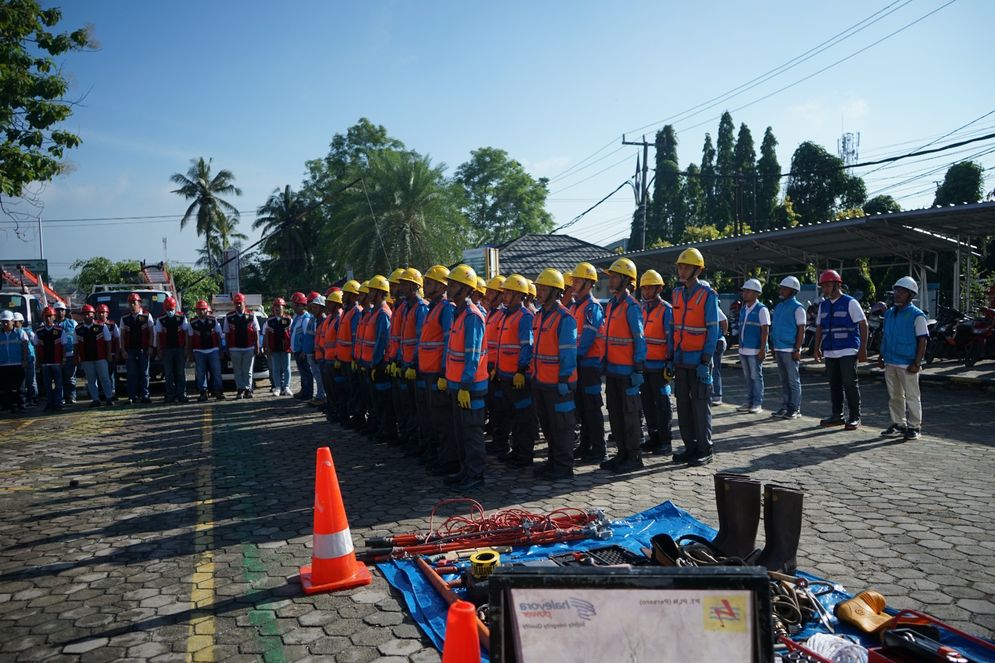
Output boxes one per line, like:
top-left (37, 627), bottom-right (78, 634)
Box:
top-left (169, 157), bottom-right (242, 270)
top-left (785, 142), bottom-right (866, 224)
top-left (700, 134), bottom-right (718, 226)
top-left (253, 185), bottom-right (314, 285)
top-left (649, 125), bottom-right (682, 245)
top-left (756, 127), bottom-right (781, 229)
top-left (70, 257), bottom-right (141, 294)
top-left (732, 122), bottom-right (757, 227)
top-left (714, 111), bottom-right (737, 228)
top-left (863, 194), bottom-right (902, 215)
top-left (1, 1), bottom-right (92, 200)
top-left (682, 163), bottom-right (705, 237)
top-left (453, 147), bottom-right (552, 245)
top-left (933, 161), bottom-right (985, 206)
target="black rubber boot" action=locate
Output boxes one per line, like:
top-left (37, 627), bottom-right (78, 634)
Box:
top-left (709, 473), bottom-right (751, 552)
top-left (755, 484), bottom-right (804, 574)
top-left (714, 476), bottom-right (762, 559)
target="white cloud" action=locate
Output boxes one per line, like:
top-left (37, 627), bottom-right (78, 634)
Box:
top-left (785, 96), bottom-right (870, 133)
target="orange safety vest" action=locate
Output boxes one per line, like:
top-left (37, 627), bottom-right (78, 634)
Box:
top-left (672, 285), bottom-right (710, 352)
top-left (496, 306), bottom-right (530, 374)
top-left (604, 294), bottom-right (638, 366)
top-left (642, 300), bottom-right (669, 362)
top-left (336, 305), bottom-right (359, 363)
top-left (531, 304), bottom-right (576, 385)
top-left (486, 307), bottom-right (505, 368)
top-left (313, 315), bottom-right (328, 360)
top-left (359, 304), bottom-right (390, 364)
top-left (572, 296), bottom-right (605, 360)
top-left (320, 311), bottom-right (340, 360)
top-left (419, 299), bottom-right (449, 374)
top-left (446, 304), bottom-right (488, 385)
top-left (354, 308), bottom-right (371, 362)
top-left (388, 300), bottom-right (406, 363)
top-left (401, 297), bottom-right (426, 365)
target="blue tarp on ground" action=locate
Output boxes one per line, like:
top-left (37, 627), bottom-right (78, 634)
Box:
top-left (378, 500), bottom-right (994, 661)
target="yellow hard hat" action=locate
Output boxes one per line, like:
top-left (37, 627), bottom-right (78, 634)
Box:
top-left (535, 268), bottom-right (565, 290)
top-left (486, 275), bottom-right (506, 292)
top-left (448, 264), bottom-right (478, 289)
top-left (342, 280), bottom-right (361, 295)
top-left (327, 290), bottom-right (344, 305)
top-left (528, 281), bottom-right (537, 298)
top-left (425, 264), bottom-right (450, 285)
top-left (564, 271), bottom-right (575, 287)
top-left (359, 280), bottom-right (370, 294)
top-left (639, 269), bottom-right (665, 287)
top-left (676, 248), bottom-right (705, 268)
top-left (502, 274), bottom-right (530, 295)
top-left (573, 262), bottom-right (598, 282)
top-left (388, 267), bottom-right (405, 284)
top-left (399, 267), bottom-right (423, 287)
top-left (607, 257), bottom-right (638, 281)
top-left (475, 277), bottom-right (487, 295)
top-left (368, 274), bottom-right (391, 293)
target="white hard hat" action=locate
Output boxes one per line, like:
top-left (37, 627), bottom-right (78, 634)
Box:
top-left (13, 312), bottom-right (24, 322)
top-left (894, 276), bottom-right (919, 295)
top-left (0, 310), bottom-right (13, 321)
top-left (779, 276), bottom-right (801, 291)
top-left (52, 301), bottom-right (66, 310)
top-left (313, 295), bottom-right (326, 306)
top-left (742, 278), bottom-right (763, 293)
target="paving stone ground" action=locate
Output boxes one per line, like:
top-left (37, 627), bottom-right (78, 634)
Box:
top-left (1, 363), bottom-right (993, 662)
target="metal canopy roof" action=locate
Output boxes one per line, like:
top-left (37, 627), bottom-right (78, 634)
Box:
top-left (590, 201), bottom-right (993, 275)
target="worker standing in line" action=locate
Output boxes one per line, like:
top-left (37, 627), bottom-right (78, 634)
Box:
top-left (187, 299), bottom-right (225, 402)
top-left (600, 258), bottom-right (647, 474)
top-left (322, 290), bottom-right (344, 420)
top-left (419, 266), bottom-right (456, 474)
top-left (639, 269), bottom-right (674, 455)
top-left (120, 293), bottom-right (154, 404)
top-left (52, 301), bottom-right (77, 404)
top-left (736, 278), bottom-right (770, 414)
top-left (527, 282), bottom-right (539, 314)
top-left (354, 282), bottom-right (376, 435)
top-left (264, 298), bottom-right (293, 397)
top-left (398, 268), bottom-right (429, 453)
top-left (289, 292), bottom-right (312, 400)
top-left (387, 269), bottom-right (410, 443)
top-left (313, 293), bottom-right (330, 407)
top-left (318, 291), bottom-right (342, 415)
top-left (667, 248), bottom-right (720, 466)
top-left (34, 307), bottom-right (68, 411)
top-left (471, 277), bottom-right (487, 310)
top-left (560, 272), bottom-right (576, 307)
top-left (335, 280), bottom-right (362, 427)
top-left (75, 305), bottom-right (115, 407)
top-left (361, 275), bottom-right (397, 443)
top-left (154, 297), bottom-right (189, 404)
top-left (770, 276), bottom-right (806, 419)
top-left (699, 280), bottom-right (727, 406)
top-left (492, 274), bottom-right (537, 466)
top-left (813, 269), bottom-right (867, 431)
top-left (224, 292), bottom-right (260, 399)
top-left (13, 313), bottom-right (38, 406)
top-left (0, 311), bottom-right (29, 413)
top-left (878, 277), bottom-right (929, 441)
top-left (569, 262), bottom-right (606, 463)
top-left (441, 264), bottom-right (489, 491)
top-left (483, 275), bottom-right (506, 446)
top-left (95, 304), bottom-right (120, 403)
top-left (304, 293), bottom-right (326, 407)
top-left (530, 268), bottom-right (578, 480)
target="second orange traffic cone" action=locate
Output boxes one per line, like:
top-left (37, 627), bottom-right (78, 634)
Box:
top-left (442, 600), bottom-right (482, 663)
top-left (299, 446), bottom-right (372, 594)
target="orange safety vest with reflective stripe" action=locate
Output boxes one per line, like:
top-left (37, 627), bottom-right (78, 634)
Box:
top-left (336, 305), bottom-right (359, 363)
top-left (401, 297), bottom-right (426, 365)
top-left (388, 300), bottom-right (406, 363)
top-left (604, 294), bottom-right (638, 366)
top-left (419, 299), bottom-right (450, 374)
top-left (359, 306), bottom-right (381, 364)
top-left (531, 304), bottom-right (577, 385)
top-left (321, 310), bottom-right (340, 360)
top-left (486, 307), bottom-right (505, 368)
top-left (496, 306), bottom-right (531, 375)
top-left (642, 299), bottom-right (670, 362)
top-left (572, 296), bottom-right (605, 361)
top-left (313, 315), bottom-right (328, 360)
top-left (672, 286), bottom-right (709, 352)
top-left (354, 307), bottom-right (372, 362)
top-left (445, 305), bottom-right (489, 385)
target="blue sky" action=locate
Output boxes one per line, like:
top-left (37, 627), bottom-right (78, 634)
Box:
top-left (2, 0), bottom-right (992, 277)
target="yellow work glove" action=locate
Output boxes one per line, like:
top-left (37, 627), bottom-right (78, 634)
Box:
top-left (457, 389), bottom-right (471, 409)
top-left (513, 372), bottom-right (526, 390)
top-left (334, 360), bottom-right (342, 369)
top-left (404, 367), bottom-right (417, 381)
top-left (437, 377), bottom-right (448, 392)
top-left (351, 360), bottom-right (358, 371)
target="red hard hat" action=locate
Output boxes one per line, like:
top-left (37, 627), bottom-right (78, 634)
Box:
top-left (273, 297), bottom-right (286, 306)
top-left (43, 306), bottom-right (55, 317)
top-left (324, 286), bottom-right (341, 296)
top-left (290, 292), bottom-right (307, 304)
top-left (306, 291), bottom-right (320, 303)
top-left (818, 269), bottom-right (843, 285)
top-left (164, 297), bottom-right (177, 310)
top-left (81, 304), bottom-right (95, 314)
top-left (97, 304), bottom-right (110, 313)
top-left (232, 292), bottom-right (245, 303)
top-left (195, 300), bottom-right (209, 310)
top-left (128, 292), bottom-right (142, 302)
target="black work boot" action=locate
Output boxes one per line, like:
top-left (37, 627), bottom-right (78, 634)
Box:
top-left (755, 484), bottom-right (805, 574)
top-left (714, 476), bottom-right (762, 559)
top-left (709, 473), bottom-right (751, 552)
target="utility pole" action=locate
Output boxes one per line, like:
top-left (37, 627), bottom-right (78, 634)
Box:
top-left (622, 134), bottom-right (652, 251)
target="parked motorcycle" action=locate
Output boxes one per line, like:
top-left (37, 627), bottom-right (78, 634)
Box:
top-left (924, 304), bottom-right (973, 364)
top-left (866, 301), bottom-right (887, 356)
top-left (964, 306), bottom-right (995, 368)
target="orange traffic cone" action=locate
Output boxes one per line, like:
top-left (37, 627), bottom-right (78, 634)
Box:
top-left (299, 446), bottom-right (372, 594)
top-left (442, 600), bottom-right (482, 663)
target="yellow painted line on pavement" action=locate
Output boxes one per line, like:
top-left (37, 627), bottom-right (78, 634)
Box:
top-left (186, 408), bottom-right (216, 663)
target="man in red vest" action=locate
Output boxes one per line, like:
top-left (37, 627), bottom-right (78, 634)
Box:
top-left (120, 293), bottom-right (155, 404)
top-left (153, 296), bottom-right (190, 403)
top-left (418, 266), bottom-right (456, 474)
top-left (263, 297), bottom-right (293, 396)
top-left (188, 300), bottom-right (225, 401)
top-left (76, 304), bottom-right (115, 406)
top-left (639, 270), bottom-right (674, 455)
top-left (224, 292), bottom-right (260, 399)
top-left (531, 269), bottom-right (578, 480)
top-left (440, 264), bottom-right (489, 491)
top-left (95, 304), bottom-right (120, 397)
top-left (34, 307), bottom-right (69, 411)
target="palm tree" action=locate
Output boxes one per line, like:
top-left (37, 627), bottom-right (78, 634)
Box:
top-left (170, 157), bottom-right (242, 269)
top-left (254, 185), bottom-right (314, 279)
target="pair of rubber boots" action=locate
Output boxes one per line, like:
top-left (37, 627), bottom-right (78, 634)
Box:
top-left (708, 472), bottom-right (804, 574)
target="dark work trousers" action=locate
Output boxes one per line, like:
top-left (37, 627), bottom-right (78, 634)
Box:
top-left (451, 388), bottom-right (487, 480)
top-left (358, 368), bottom-right (374, 431)
top-left (343, 364), bottom-right (360, 423)
top-left (0, 365), bottom-right (25, 410)
top-left (674, 366), bottom-right (713, 457)
top-left (489, 378), bottom-right (512, 454)
top-left (825, 355), bottom-right (861, 420)
top-left (640, 370), bottom-right (673, 445)
top-left (391, 375), bottom-right (408, 440)
top-left (411, 374), bottom-right (433, 450)
top-left (605, 374), bottom-right (642, 459)
top-left (485, 373), bottom-right (498, 433)
top-left (400, 377), bottom-right (419, 443)
top-left (534, 385), bottom-right (576, 474)
top-left (372, 368), bottom-right (397, 441)
top-left (426, 375), bottom-right (456, 465)
top-left (328, 362), bottom-right (347, 421)
top-left (574, 365), bottom-right (605, 456)
top-left (319, 360), bottom-right (333, 408)
top-left (62, 355), bottom-right (77, 403)
top-left (295, 351), bottom-right (313, 399)
top-left (499, 378), bottom-right (539, 461)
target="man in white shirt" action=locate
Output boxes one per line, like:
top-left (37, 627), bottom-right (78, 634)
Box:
top-left (736, 279), bottom-right (770, 414)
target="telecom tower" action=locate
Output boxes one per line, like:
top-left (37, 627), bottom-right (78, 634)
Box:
top-left (838, 131), bottom-right (860, 166)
